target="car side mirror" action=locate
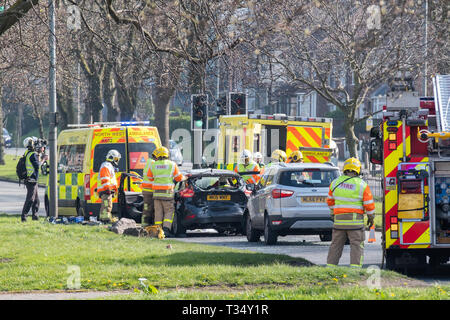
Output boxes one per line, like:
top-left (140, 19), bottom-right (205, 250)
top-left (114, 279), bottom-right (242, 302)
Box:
top-left (246, 184), bottom-right (255, 192)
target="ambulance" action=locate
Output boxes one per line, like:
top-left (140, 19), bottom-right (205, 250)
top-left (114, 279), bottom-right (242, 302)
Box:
top-left (43, 122), bottom-right (161, 218)
top-left (217, 114), bottom-right (333, 170)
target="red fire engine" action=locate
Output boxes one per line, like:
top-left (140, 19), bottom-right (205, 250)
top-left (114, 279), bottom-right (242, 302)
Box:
top-left (370, 74), bottom-right (450, 271)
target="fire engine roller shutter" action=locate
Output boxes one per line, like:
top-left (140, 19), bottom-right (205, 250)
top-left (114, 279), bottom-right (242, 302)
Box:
top-left (383, 121), bottom-right (431, 249)
top-left (286, 126), bottom-right (329, 163)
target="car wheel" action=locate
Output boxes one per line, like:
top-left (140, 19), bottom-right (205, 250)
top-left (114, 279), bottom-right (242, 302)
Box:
top-left (264, 215), bottom-right (278, 245)
top-left (246, 214), bottom-right (261, 242)
top-left (172, 211), bottom-right (186, 237)
top-left (319, 233), bottom-right (332, 242)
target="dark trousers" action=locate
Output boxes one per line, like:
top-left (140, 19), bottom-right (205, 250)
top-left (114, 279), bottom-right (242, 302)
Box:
top-left (22, 182), bottom-right (40, 218)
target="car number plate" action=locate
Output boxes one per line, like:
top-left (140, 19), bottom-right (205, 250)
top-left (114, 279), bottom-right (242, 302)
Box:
top-left (301, 196), bottom-right (326, 203)
top-left (207, 195), bottom-right (231, 201)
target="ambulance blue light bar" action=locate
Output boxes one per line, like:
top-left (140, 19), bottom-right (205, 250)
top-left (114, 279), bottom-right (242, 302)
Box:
top-left (119, 121), bottom-right (150, 126)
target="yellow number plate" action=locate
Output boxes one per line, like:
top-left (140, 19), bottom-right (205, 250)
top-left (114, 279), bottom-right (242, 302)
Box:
top-left (301, 196), bottom-right (326, 203)
top-left (207, 195), bottom-right (231, 201)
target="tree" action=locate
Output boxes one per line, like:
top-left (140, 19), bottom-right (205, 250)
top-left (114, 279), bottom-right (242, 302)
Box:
top-left (252, 0), bottom-right (429, 157)
top-left (0, 0), bottom-right (39, 36)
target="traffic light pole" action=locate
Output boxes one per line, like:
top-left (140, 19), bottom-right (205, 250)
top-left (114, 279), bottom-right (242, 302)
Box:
top-left (193, 129), bottom-right (203, 169)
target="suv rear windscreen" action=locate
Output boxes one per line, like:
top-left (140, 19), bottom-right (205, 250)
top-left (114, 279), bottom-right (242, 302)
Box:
top-left (279, 169), bottom-right (339, 188)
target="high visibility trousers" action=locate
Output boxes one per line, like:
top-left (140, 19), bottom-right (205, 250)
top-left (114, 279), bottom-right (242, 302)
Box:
top-left (154, 198), bottom-right (174, 229)
top-left (326, 228), bottom-right (365, 267)
top-left (142, 191), bottom-right (154, 225)
top-left (99, 193), bottom-right (113, 221)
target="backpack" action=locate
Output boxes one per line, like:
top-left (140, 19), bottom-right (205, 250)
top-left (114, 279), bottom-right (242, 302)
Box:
top-left (16, 151), bottom-right (30, 181)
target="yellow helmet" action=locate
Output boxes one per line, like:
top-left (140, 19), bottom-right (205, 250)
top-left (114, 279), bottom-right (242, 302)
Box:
top-left (154, 146), bottom-right (169, 159)
top-left (288, 150), bottom-right (303, 163)
top-left (343, 157), bottom-right (361, 175)
top-left (271, 149), bottom-right (287, 163)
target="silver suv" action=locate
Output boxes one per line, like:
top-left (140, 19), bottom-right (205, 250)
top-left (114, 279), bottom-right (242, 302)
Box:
top-left (245, 162), bottom-right (340, 245)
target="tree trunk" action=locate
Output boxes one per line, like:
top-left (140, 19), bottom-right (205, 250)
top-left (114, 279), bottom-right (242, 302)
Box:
top-left (117, 86), bottom-right (137, 121)
top-left (104, 68), bottom-right (118, 122)
top-left (152, 86), bottom-right (174, 148)
top-left (343, 113), bottom-right (358, 159)
top-left (56, 82), bottom-right (75, 130)
top-left (85, 75), bottom-right (103, 123)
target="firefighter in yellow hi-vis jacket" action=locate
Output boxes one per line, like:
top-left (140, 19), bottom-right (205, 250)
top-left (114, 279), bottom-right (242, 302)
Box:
top-left (326, 157), bottom-right (375, 267)
top-left (141, 149), bottom-right (158, 226)
top-left (146, 146), bottom-right (184, 237)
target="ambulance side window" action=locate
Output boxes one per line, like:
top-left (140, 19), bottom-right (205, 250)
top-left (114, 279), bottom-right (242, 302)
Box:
top-left (58, 145), bottom-right (85, 173)
top-left (67, 145), bottom-right (85, 173)
top-left (58, 145), bottom-right (69, 173)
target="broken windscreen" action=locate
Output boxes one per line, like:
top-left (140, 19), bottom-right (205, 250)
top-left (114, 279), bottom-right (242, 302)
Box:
top-left (192, 175), bottom-right (242, 190)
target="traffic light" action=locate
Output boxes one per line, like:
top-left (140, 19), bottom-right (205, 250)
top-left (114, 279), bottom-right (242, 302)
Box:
top-left (229, 92), bottom-right (247, 115)
top-left (191, 94), bottom-right (208, 131)
top-left (216, 95), bottom-right (227, 116)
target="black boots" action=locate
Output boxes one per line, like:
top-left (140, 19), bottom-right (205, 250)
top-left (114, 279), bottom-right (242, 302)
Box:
top-left (163, 227), bottom-right (174, 238)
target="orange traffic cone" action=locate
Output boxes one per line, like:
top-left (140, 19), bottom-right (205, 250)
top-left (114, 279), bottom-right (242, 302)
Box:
top-left (368, 224), bottom-right (376, 243)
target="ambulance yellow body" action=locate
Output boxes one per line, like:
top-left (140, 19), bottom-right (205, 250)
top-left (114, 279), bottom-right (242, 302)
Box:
top-left (217, 114), bottom-right (333, 169)
top-left (44, 123), bottom-right (161, 218)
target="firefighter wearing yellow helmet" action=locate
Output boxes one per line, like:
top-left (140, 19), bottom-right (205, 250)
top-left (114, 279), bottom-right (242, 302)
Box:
top-left (326, 157), bottom-right (375, 267)
top-left (260, 149), bottom-right (287, 177)
top-left (141, 148), bottom-right (159, 226)
top-left (287, 150), bottom-right (303, 163)
top-left (146, 146), bottom-right (184, 237)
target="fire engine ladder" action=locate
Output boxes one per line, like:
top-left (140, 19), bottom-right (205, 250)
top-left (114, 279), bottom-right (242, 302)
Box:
top-left (426, 75), bottom-right (450, 157)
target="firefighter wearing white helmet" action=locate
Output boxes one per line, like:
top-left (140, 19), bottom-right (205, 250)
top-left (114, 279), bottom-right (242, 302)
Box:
top-left (97, 149), bottom-right (121, 222)
top-left (326, 157), bottom-right (375, 267)
top-left (234, 149), bottom-right (260, 185)
top-left (253, 152), bottom-right (264, 167)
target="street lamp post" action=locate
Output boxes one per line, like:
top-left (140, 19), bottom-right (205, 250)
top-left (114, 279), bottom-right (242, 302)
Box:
top-left (48, 0), bottom-right (58, 218)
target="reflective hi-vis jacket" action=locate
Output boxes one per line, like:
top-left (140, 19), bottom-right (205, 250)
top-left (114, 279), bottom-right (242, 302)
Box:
top-left (234, 161), bottom-right (261, 184)
top-left (327, 175), bottom-right (375, 229)
top-left (97, 161), bottom-right (118, 194)
top-left (142, 159), bottom-right (155, 193)
top-left (147, 159), bottom-right (183, 199)
top-left (25, 150), bottom-right (39, 180)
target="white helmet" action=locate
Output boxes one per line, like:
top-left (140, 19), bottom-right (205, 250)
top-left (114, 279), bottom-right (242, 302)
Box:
top-left (106, 149), bottom-right (121, 166)
top-left (23, 136), bottom-right (37, 149)
top-left (253, 152), bottom-right (262, 162)
top-left (240, 149), bottom-right (252, 163)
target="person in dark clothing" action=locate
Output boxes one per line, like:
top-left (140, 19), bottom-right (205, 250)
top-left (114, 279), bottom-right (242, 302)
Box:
top-left (21, 137), bottom-right (43, 222)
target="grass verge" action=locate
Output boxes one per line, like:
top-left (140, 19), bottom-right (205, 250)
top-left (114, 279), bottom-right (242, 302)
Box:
top-left (0, 215), bottom-right (447, 300)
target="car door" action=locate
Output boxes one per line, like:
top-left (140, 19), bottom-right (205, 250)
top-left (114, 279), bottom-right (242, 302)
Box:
top-left (254, 167), bottom-right (277, 228)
